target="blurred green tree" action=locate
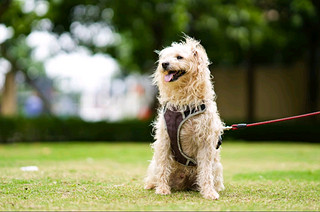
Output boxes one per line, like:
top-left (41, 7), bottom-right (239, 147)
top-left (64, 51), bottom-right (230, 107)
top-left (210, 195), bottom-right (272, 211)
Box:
top-left (0, 0), bottom-right (51, 116)
top-left (47, 0), bottom-right (276, 69)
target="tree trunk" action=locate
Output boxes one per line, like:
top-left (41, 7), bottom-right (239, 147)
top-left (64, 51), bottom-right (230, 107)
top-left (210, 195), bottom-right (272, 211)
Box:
top-left (1, 70), bottom-right (17, 116)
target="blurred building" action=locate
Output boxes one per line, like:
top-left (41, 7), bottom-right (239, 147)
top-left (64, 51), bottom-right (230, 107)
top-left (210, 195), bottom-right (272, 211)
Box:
top-left (79, 74), bottom-right (156, 122)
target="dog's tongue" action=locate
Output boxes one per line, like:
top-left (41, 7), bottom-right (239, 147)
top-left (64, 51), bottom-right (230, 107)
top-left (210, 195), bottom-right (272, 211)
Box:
top-left (164, 73), bottom-right (174, 82)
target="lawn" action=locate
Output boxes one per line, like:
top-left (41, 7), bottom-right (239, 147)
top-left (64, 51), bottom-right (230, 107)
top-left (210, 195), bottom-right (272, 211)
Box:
top-left (0, 141), bottom-right (319, 211)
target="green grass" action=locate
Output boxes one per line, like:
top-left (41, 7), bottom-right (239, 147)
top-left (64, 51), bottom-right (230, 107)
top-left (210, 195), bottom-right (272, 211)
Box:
top-left (0, 141), bottom-right (319, 211)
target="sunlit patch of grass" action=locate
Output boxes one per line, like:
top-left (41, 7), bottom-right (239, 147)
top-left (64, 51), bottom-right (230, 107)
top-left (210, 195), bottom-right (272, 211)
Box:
top-left (0, 141), bottom-right (319, 210)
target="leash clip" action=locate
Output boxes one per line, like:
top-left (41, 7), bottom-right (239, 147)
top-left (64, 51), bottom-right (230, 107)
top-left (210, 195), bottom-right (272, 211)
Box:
top-left (223, 126), bottom-right (233, 131)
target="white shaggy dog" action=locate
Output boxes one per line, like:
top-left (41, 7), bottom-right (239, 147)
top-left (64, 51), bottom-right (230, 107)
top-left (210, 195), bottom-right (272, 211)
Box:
top-left (144, 36), bottom-right (225, 200)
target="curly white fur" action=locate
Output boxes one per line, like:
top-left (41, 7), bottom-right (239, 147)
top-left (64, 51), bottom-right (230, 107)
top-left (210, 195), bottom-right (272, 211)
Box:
top-left (145, 36), bottom-right (225, 200)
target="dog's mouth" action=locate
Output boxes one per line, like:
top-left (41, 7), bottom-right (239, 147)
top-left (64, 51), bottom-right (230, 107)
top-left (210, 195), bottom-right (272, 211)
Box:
top-left (164, 70), bottom-right (186, 82)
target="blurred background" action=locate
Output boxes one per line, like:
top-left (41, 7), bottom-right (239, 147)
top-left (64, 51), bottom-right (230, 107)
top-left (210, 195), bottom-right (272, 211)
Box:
top-left (0, 0), bottom-right (319, 143)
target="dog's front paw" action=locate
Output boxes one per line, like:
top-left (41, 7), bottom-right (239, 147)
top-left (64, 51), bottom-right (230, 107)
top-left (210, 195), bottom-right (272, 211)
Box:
top-left (215, 182), bottom-right (225, 192)
top-left (202, 190), bottom-right (220, 200)
top-left (155, 186), bottom-right (171, 195)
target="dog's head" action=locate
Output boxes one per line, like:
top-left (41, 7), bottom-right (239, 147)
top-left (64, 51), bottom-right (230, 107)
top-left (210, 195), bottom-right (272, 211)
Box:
top-left (154, 36), bottom-right (210, 86)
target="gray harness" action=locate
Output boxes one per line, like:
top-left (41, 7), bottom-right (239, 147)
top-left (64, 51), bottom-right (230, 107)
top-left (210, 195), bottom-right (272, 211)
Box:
top-left (164, 104), bottom-right (222, 167)
top-left (163, 104), bottom-right (206, 166)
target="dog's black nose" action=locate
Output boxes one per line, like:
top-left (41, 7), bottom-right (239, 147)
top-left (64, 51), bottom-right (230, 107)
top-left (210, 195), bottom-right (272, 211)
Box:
top-left (162, 62), bottom-right (169, 70)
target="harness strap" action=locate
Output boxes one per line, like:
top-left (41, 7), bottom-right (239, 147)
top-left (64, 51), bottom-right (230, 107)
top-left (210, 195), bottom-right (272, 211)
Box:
top-left (164, 104), bottom-right (206, 166)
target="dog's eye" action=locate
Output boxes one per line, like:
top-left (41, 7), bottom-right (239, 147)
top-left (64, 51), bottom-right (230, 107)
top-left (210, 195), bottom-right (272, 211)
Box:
top-left (176, 56), bottom-right (183, 60)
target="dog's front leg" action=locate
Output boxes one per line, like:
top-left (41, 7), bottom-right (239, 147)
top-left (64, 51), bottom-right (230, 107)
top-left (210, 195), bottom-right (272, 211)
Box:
top-left (196, 142), bottom-right (220, 200)
top-left (153, 136), bottom-right (172, 195)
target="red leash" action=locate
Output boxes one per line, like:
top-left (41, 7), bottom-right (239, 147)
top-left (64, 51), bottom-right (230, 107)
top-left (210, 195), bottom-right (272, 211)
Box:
top-left (224, 111), bottom-right (320, 131)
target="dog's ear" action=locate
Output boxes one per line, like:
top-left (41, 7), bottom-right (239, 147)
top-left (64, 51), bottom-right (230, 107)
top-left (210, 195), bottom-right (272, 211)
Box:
top-left (184, 36), bottom-right (200, 54)
top-left (193, 43), bottom-right (210, 67)
top-left (191, 41), bottom-right (211, 68)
